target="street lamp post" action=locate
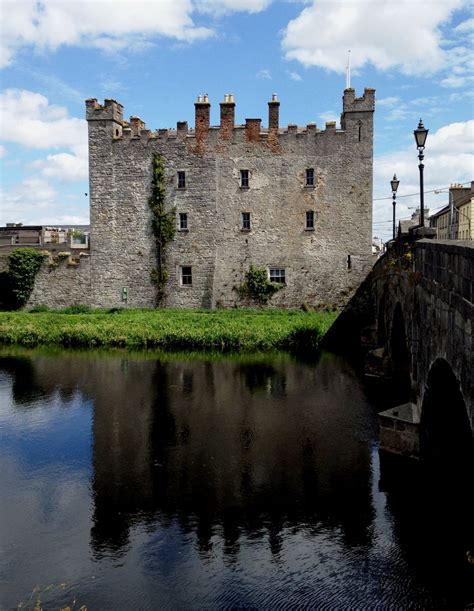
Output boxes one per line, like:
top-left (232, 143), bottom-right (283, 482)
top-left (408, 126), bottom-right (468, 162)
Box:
top-left (391, 173), bottom-right (400, 240)
top-left (414, 119), bottom-right (429, 228)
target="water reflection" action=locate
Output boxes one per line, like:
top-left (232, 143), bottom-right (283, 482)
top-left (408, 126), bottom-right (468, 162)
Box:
top-left (89, 355), bottom-right (375, 558)
top-left (1, 349), bottom-right (473, 609)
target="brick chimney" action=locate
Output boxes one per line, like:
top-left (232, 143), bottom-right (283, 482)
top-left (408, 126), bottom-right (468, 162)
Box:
top-left (194, 94), bottom-right (210, 143)
top-left (268, 93), bottom-right (280, 132)
top-left (219, 93), bottom-right (235, 140)
top-left (245, 118), bottom-right (261, 142)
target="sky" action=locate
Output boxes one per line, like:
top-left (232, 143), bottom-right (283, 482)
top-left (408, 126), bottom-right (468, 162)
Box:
top-left (0, 0), bottom-right (473, 241)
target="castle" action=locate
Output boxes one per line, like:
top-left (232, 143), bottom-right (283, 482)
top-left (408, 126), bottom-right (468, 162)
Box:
top-left (81, 87), bottom-right (375, 309)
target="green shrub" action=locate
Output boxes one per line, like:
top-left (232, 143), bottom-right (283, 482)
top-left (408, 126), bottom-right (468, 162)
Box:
top-left (235, 265), bottom-right (282, 304)
top-left (60, 304), bottom-right (92, 314)
top-left (7, 248), bottom-right (46, 309)
top-left (149, 153), bottom-right (175, 304)
top-left (29, 305), bottom-right (50, 313)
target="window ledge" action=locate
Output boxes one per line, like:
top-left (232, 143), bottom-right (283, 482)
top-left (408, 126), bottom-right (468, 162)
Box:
top-left (177, 187), bottom-right (186, 191)
top-left (239, 186), bottom-right (250, 190)
top-left (178, 228), bottom-right (189, 233)
top-left (305, 227), bottom-right (315, 232)
top-left (240, 228), bottom-right (251, 232)
top-left (304, 185), bottom-right (316, 189)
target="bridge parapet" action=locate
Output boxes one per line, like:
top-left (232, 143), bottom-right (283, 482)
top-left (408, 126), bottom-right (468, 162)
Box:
top-left (325, 239), bottom-right (473, 460)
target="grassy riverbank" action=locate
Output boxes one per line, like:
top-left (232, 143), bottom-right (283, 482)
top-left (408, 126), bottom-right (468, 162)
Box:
top-left (0, 308), bottom-right (337, 351)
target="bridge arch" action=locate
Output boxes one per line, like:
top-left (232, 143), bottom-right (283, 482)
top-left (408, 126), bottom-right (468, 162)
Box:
top-left (376, 284), bottom-right (388, 346)
top-left (389, 302), bottom-right (411, 404)
top-left (420, 358), bottom-right (473, 469)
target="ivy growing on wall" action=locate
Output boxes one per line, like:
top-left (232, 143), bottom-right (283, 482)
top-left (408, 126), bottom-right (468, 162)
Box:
top-left (149, 153), bottom-right (176, 304)
top-left (235, 265), bottom-right (282, 305)
top-left (4, 248), bottom-right (46, 309)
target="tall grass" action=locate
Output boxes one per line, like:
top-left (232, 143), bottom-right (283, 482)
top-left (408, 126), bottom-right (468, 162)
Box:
top-left (0, 308), bottom-right (337, 352)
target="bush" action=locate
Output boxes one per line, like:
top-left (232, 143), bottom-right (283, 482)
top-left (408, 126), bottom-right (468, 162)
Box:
top-left (235, 265), bottom-right (282, 305)
top-left (7, 248), bottom-right (46, 309)
top-left (60, 304), bottom-right (92, 314)
top-left (29, 305), bottom-right (50, 313)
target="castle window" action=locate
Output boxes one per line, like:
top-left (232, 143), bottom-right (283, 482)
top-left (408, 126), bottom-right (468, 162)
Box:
top-left (240, 170), bottom-right (249, 188)
top-left (181, 266), bottom-right (192, 285)
top-left (241, 212), bottom-right (251, 231)
top-left (179, 213), bottom-right (188, 230)
top-left (306, 210), bottom-right (315, 230)
top-left (177, 171), bottom-right (186, 189)
top-left (305, 168), bottom-right (315, 187)
top-left (269, 268), bottom-right (286, 284)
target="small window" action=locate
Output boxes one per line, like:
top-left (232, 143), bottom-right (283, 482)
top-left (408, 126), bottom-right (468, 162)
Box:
top-left (305, 168), bottom-right (315, 187)
top-left (179, 213), bottom-right (188, 230)
top-left (181, 266), bottom-right (192, 285)
top-left (269, 268), bottom-right (286, 284)
top-left (241, 212), bottom-right (251, 231)
top-left (306, 210), bottom-right (315, 230)
top-left (240, 170), bottom-right (249, 188)
top-left (177, 171), bottom-right (186, 189)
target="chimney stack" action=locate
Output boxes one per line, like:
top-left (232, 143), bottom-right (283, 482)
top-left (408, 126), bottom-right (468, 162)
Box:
top-left (195, 94), bottom-right (210, 143)
top-left (268, 93), bottom-right (280, 132)
top-left (220, 93), bottom-right (235, 140)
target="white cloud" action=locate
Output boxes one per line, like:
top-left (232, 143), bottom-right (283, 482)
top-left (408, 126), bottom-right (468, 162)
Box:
top-left (194, 0), bottom-right (272, 15)
top-left (377, 96), bottom-right (400, 108)
top-left (454, 17), bottom-right (474, 32)
top-left (319, 111), bottom-right (338, 125)
top-left (0, 176), bottom-right (89, 225)
top-left (256, 69), bottom-right (272, 80)
top-left (0, 89), bottom-right (86, 150)
top-left (31, 152), bottom-right (88, 182)
top-left (0, 0), bottom-right (272, 68)
top-left (373, 120), bottom-right (474, 240)
top-left (287, 70), bottom-right (302, 81)
top-left (282, 0), bottom-right (466, 76)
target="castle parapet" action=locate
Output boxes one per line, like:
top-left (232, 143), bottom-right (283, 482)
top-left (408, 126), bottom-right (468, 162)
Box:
top-left (86, 98), bottom-right (123, 123)
top-left (130, 116), bottom-right (145, 136)
top-left (343, 87), bottom-right (375, 113)
top-left (86, 88), bottom-right (374, 146)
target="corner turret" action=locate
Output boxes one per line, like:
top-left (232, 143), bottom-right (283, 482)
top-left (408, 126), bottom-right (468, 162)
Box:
top-left (340, 87), bottom-right (375, 141)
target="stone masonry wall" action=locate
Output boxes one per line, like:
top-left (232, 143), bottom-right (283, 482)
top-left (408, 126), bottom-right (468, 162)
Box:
top-left (86, 89), bottom-right (375, 309)
top-left (28, 255), bottom-right (91, 309)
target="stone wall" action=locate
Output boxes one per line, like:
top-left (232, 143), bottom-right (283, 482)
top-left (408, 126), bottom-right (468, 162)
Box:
top-left (28, 255), bottom-right (91, 309)
top-left (86, 88), bottom-right (375, 309)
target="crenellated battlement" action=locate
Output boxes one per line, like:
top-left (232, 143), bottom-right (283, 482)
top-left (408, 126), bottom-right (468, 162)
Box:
top-left (86, 89), bottom-right (374, 147)
top-left (342, 87), bottom-right (375, 113)
top-left (86, 98), bottom-right (123, 123)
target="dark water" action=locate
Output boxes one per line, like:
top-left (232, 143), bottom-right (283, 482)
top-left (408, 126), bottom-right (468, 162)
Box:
top-left (0, 348), bottom-right (473, 610)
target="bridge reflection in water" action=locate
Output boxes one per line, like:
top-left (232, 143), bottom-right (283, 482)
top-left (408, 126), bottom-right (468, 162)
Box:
top-left (1, 349), bottom-right (473, 609)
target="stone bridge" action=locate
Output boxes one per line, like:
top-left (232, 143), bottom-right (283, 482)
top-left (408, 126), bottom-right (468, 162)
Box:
top-left (326, 239), bottom-right (473, 465)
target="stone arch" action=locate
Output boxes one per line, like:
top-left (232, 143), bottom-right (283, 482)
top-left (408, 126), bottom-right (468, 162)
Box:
top-left (420, 358), bottom-right (473, 468)
top-left (389, 302), bottom-right (411, 404)
top-left (377, 284), bottom-right (388, 346)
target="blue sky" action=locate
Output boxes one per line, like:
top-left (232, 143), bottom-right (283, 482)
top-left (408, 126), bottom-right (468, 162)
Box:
top-left (0, 0), bottom-right (473, 241)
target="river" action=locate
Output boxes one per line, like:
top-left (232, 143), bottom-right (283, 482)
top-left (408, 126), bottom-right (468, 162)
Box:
top-left (0, 348), bottom-right (472, 609)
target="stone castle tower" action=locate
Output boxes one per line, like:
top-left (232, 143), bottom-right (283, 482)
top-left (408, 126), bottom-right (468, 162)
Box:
top-left (85, 87), bottom-right (375, 309)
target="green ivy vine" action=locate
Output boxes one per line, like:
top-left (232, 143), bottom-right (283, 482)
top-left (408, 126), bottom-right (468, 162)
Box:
top-left (149, 153), bottom-right (176, 304)
top-left (235, 265), bottom-right (282, 305)
top-left (5, 248), bottom-right (47, 309)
